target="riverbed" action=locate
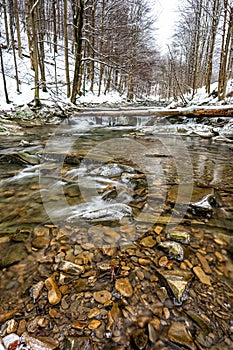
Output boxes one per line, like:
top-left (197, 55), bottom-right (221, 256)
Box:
top-left (0, 113), bottom-right (232, 349)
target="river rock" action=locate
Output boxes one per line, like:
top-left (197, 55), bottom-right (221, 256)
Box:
top-left (168, 230), bottom-right (190, 244)
top-left (58, 261), bottom-right (85, 275)
top-left (131, 329), bottom-right (148, 349)
top-left (156, 269), bottom-right (193, 304)
top-left (168, 322), bottom-right (196, 350)
top-left (88, 320), bottom-right (102, 330)
top-left (115, 278), bottom-right (133, 298)
top-left (23, 332), bottom-right (59, 349)
top-left (45, 277), bottom-right (62, 305)
top-left (140, 236), bottom-right (156, 248)
top-left (158, 241), bottom-right (184, 261)
top-left (106, 302), bottom-right (120, 332)
top-left (193, 266), bottom-right (211, 285)
top-left (60, 336), bottom-right (91, 350)
top-left (93, 290), bottom-right (112, 304)
top-left (0, 242), bottom-right (28, 268)
top-left (196, 252), bottom-right (212, 274)
top-left (2, 333), bottom-right (20, 349)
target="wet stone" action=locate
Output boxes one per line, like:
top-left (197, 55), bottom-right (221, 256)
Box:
top-left (32, 236), bottom-right (50, 249)
top-left (88, 320), bottom-right (102, 330)
top-left (0, 242), bottom-right (28, 268)
top-left (93, 290), bottom-right (112, 304)
top-left (88, 307), bottom-right (101, 319)
top-left (61, 336), bottom-right (91, 350)
top-left (156, 269), bottom-right (193, 304)
top-left (168, 322), bottom-right (196, 350)
top-left (115, 278), bottom-right (133, 298)
top-left (131, 329), bottom-right (148, 350)
top-left (58, 260), bottom-right (85, 275)
top-left (158, 241), bottom-right (184, 261)
top-left (193, 266), bottom-right (211, 285)
top-left (30, 281), bottom-right (44, 302)
top-left (168, 230), bottom-right (190, 244)
top-left (196, 252), bottom-right (212, 274)
top-left (140, 236), bottom-right (156, 248)
top-left (45, 277), bottom-right (62, 305)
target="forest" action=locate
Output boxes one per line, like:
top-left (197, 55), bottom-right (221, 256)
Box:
top-left (0, 0), bottom-right (233, 106)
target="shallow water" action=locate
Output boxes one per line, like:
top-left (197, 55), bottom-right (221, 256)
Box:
top-left (0, 115), bottom-right (233, 349)
top-left (0, 115), bottom-right (232, 239)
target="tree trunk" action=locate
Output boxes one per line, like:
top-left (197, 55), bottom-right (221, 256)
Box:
top-left (8, 0), bottom-right (20, 93)
top-left (71, 0), bottom-right (84, 104)
top-left (2, 0), bottom-right (10, 47)
top-left (14, 0), bottom-right (23, 58)
top-left (64, 0), bottom-right (70, 97)
top-left (0, 44), bottom-right (11, 104)
top-left (30, 0), bottom-right (41, 107)
top-left (38, 2), bottom-right (47, 92)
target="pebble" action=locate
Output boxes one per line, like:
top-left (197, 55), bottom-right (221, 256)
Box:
top-left (45, 277), bottom-right (62, 305)
top-left (72, 320), bottom-right (88, 330)
top-left (193, 266), bottom-right (211, 285)
top-left (158, 241), bottom-right (184, 261)
top-left (168, 231), bottom-right (190, 244)
top-left (214, 251), bottom-right (226, 263)
top-left (157, 269), bottom-right (193, 304)
top-left (30, 281), bottom-right (44, 302)
top-left (93, 290), bottom-right (112, 304)
top-left (58, 261), bottom-right (85, 275)
top-left (88, 308), bottom-right (101, 319)
top-left (131, 329), bottom-right (148, 349)
top-left (22, 333), bottom-right (58, 350)
top-left (88, 320), bottom-right (102, 330)
top-left (2, 333), bottom-right (20, 349)
top-left (196, 252), bottom-right (212, 274)
top-left (115, 278), bottom-right (133, 298)
top-left (6, 319), bottom-right (18, 334)
top-left (140, 236), bottom-right (156, 248)
top-left (168, 322), bottom-right (196, 350)
top-left (158, 255), bottom-right (168, 267)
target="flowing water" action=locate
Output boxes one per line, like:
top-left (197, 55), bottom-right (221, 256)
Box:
top-left (0, 115), bottom-right (233, 239)
top-left (0, 114), bottom-right (233, 348)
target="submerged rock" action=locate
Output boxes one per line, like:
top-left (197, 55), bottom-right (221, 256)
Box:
top-left (131, 329), bottom-right (148, 350)
top-left (158, 241), bottom-right (184, 261)
top-left (67, 203), bottom-right (133, 223)
top-left (0, 242), bottom-right (28, 269)
top-left (115, 278), bottom-right (133, 298)
top-left (168, 322), bottom-right (196, 350)
top-left (93, 290), bottom-right (112, 304)
top-left (156, 269), bottom-right (193, 304)
top-left (58, 261), bottom-right (85, 276)
top-left (193, 266), bottom-right (211, 285)
top-left (167, 230), bottom-right (190, 244)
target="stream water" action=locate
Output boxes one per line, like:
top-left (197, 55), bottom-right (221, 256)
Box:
top-left (0, 115), bottom-right (232, 239)
top-left (0, 114), bottom-right (233, 349)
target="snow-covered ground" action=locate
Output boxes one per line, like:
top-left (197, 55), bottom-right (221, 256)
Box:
top-left (1, 27), bottom-right (233, 111)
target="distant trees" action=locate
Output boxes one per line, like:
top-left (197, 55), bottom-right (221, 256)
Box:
top-left (0, 0), bottom-right (163, 106)
top-left (170, 0), bottom-right (233, 101)
top-left (1, 0), bottom-right (233, 105)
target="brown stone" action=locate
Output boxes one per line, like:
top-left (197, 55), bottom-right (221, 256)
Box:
top-left (115, 278), bottom-right (133, 297)
top-left (93, 290), bottom-right (112, 304)
top-left (140, 236), bottom-right (156, 248)
top-left (168, 322), bottom-right (196, 350)
top-left (196, 252), bottom-right (212, 274)
top-left (193, 266), bottom-right (211, 285)
top-left (88, 320), bottom-right (102, 330)
top-left (45, 277), bottom-right (62, 305)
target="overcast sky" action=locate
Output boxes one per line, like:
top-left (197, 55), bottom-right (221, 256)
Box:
top-left (153, 0), bottom-right (179, 52)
